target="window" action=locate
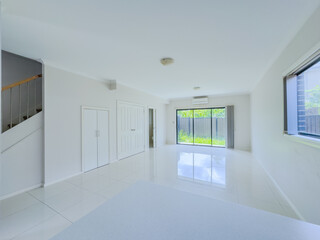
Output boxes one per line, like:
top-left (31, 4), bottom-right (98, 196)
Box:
top-left (284, 54), bottom-right (320, 139)
top-left (176, 108), bottom-right (226, 147)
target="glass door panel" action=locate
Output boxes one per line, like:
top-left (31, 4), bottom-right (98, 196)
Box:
top-left (194, 109), bottom-right (212, 145)
top-left (177, 110), bottom-right (194, 144)
top-left (211, 108), bottom-right (226, 147)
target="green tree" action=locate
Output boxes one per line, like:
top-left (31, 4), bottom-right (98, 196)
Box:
top-left (194, 109), bottom-right (211, 118)
top-left (178, 109), bottom-right (225, 118)
top-left (212, 109), bottom-right (225, 118)
top-left (177, 110), bottom-right (193, 118)
top-left (305, 85), bottom-right (320, 114)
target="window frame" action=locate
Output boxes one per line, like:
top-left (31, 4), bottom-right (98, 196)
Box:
top-left (284, 49), bottom-right (320, 142)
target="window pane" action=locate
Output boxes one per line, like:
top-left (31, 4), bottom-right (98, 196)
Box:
top-left (194, 109), bottom-right (211, 145)
top-left (177, 110), bottom-right (194, 144)
top-left (212, 108), bottom-right (226, 146)
top-left (297, 61), bottom-right (320, 137)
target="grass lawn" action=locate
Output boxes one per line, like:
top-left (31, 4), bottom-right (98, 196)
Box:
top-left (178, 131), bottom-right (225, 146)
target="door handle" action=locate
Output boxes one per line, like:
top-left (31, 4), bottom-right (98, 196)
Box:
top-left (96, 130), bottom-right (100, 137)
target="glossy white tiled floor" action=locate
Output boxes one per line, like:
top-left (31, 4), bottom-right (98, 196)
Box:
top-left (0, 145), bottom-right (299, 240)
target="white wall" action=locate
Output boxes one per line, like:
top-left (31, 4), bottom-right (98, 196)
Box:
top-left (0, 113), bottom-right (43, 199)
top-left (251, 6), bottom-right (320, 225)
top-left (44, 65), bottom-right (167, 185)
top-left (166, 94), bottom-right (251, 151)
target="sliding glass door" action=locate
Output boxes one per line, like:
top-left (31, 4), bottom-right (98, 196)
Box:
top-left (177, 110), bottom-right (194, 144)
top-left (176, 108), bottom-right (226, 147)
top-left (212, 108), bottom-right (226, 146)
top-left (194, 109), bottom-right (212, 145)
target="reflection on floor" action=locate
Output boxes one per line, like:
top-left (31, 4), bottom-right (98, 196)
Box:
top-left (0, 145), bottom-right (300, 239)
top-left (178, 152), bottom-right (226, 186)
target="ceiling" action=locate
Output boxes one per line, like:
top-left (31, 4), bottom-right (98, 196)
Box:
top-left (2, 0), bottom-right (320, 99)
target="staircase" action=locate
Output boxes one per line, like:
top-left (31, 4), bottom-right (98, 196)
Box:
top-left (2, 74), bottom-right (43, 133)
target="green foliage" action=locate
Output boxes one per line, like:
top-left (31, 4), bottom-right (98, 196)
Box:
top-left (178, 131), bottom-right (225, 146)
top-left (178, 109), bottom-right (225, 118)
top-left (212, 109), bottom-right (225, 118)
top-left (211, 138), bottom-right (226, 146)
top-left (178, 130), bottom-right (194, 144)
top-left (305, 85), bottom-right (320, 113)
top-left (177, 110), bottom-right (194, 118)
top-left (194, 109), bottom-right (211, 118)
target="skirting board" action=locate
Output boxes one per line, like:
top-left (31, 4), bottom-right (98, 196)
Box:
top-left (44, 162), bottom-right (115, 188)
top-left (0, 183), bottom-right (42, 201)
top-left (43, 171), bottom-right (83, 187)
top-left (254, 154), bottom-right (305, 222)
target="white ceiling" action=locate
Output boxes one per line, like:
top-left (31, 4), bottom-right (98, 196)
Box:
top-left (2, 0), bottom-right (320, 99)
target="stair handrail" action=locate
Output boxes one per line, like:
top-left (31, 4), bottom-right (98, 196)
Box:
top-left (2, 73), bottom-right (42, 132)
top-left (1, 74), bottom-right (42, 92)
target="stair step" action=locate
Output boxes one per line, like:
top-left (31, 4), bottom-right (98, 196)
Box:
top-left (7, 123), bottom-right (18, 129)
top-left (5, 110), bottom-right (42, 131)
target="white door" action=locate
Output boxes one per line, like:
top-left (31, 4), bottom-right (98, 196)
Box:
top-left (118, 103), bottom-right (131, 159)
top-left (135, 106), bottom-right (145, 152)
top-left (117, 102), bottom-right (145, 159)
top-left (97, 110), bottom-right (109, 167)
top-left (83, 109), bottom-right (98, 172)
top-left (83, 108), bottom-right (109, 172)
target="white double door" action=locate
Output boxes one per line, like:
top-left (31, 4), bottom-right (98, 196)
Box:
top-left (83, 108), bottom-right (109, 172)
top-left (117, 102), bottom-right (145, 159)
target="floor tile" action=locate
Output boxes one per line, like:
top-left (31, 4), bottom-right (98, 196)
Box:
top-left (12, 214), bottom-right (71, 240)
top-left (43, 188), bottom-right (101, 213)
top-left (67, 173), bottom-right (118, 193)
top-left (96, 181), bottom-right (130, 199)
top-left (0, 145), bottom-right (301, 239)
top-left (0, 193), bottom-right (38, 219)
top-left (28, 182), bottom-right (77, 202)
top-left (60, 195), bottom-right (107, 222)
top-left (238, 197), bottom-right (286, 216)
top-left (280, 204), bottom-right (300, 220)
top-left (0, 203), bottom-right (56, 240)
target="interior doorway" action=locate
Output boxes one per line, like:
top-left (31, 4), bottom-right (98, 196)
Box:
top-left (149, 108), bottom-right (156, 148)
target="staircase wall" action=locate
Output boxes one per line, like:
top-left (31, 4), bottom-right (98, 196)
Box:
top-left (0, 112), bottom-right (43, 199)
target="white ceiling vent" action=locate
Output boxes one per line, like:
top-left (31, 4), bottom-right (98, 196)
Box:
top-left (192, 96), bottom-right (208, 105)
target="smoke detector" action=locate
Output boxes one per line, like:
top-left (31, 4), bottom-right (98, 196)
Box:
top-left (160, 58), bottom-right (174, 66)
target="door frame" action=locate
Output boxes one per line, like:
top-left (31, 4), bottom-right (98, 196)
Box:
top-left (116, 100), bottom-right (145, 160)
top-left (148, 106), bottom-right (157, 148)
top-left (175, 107), bottom-right (226, 148)
top-left (81, 106), bottom-right (110, 173)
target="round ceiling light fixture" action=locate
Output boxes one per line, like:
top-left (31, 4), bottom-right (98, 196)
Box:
top-left (160, 58), bottom-right (174, 66)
